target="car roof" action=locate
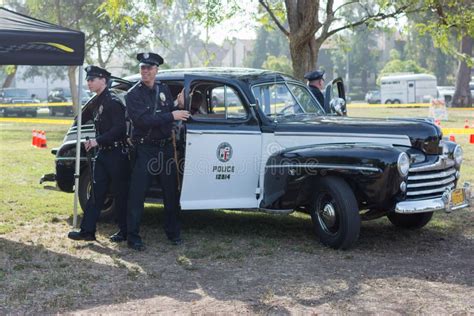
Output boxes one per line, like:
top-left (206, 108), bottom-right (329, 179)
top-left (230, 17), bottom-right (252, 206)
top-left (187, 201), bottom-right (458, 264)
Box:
top-left (124, 67), bottom-right (297, 84)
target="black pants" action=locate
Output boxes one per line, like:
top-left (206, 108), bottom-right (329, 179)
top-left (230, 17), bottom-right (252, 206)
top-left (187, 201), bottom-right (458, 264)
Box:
top-left (127, 143), bottom-right (180, 243)
top-left (81, 147), bottom-right (130, 234)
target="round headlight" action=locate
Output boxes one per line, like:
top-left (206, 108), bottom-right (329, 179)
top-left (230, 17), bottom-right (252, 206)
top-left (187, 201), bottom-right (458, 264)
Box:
top-left (453, 145), bottom-right (463, 166)
top-left (397, 152), bottom-right (410, 177)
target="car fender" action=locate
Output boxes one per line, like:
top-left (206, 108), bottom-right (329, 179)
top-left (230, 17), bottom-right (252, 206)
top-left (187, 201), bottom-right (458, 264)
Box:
top-left (261, 143), bottom-right (406, 210)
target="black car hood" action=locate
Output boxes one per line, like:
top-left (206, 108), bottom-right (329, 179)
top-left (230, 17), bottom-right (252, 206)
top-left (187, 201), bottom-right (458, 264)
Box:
top-left (273, 115), bottom-right (442, 154)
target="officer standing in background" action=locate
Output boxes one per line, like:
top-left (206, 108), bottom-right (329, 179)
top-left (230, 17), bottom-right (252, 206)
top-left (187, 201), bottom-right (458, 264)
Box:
top-left (68, 66), bottom-right (129, 242)
top-left (125, 52), bottom-right (190, 251)
top-left (304, 69), bottom-right (325, 109)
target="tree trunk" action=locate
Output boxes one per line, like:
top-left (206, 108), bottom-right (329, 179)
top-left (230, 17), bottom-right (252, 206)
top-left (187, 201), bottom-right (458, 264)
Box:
top-left (289, 35), bottom-right (321, 80)
top-left (285, 0), bottom-right (321, 80)
top-left (68, 66), bottom-right (79, 115)
top-left (2, 66), bottom-right (17, 88)
top-left (452, 35), bottom-right (473, 107)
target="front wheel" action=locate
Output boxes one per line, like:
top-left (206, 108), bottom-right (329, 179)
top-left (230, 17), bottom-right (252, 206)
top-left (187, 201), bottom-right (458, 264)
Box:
top-left (309, 176), bottom-right (360, 250)
top-left (78, 167), bottom-right (115, 221)
top-left (387, 212), bottom-right (433, 229)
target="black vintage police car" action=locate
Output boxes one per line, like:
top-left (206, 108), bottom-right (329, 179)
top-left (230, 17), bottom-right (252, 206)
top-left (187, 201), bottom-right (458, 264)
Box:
top-left (41, 68), bottom-right (471, 249)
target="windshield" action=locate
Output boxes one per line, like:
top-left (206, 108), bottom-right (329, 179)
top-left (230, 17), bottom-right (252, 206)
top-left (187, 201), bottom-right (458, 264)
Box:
top-left (4, 89), bottom-right (29, 98)
top-left (251, 82), bottom-right (324, 120)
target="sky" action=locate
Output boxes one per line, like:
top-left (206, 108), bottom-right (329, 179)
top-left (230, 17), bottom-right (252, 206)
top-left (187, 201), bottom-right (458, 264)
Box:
top-left (200, 0), bottom-right (259, 45)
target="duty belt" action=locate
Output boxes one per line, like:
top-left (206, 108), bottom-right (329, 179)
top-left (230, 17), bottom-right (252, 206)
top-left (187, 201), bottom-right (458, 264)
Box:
top-left (99, 141), bottom-right (126, 151)
top-left (134, 137), bottom-right (172, 146)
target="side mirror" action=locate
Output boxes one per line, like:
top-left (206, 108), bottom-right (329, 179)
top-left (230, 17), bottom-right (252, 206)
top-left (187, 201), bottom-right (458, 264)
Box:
top-left (330, 98), bottom-right (347, 116)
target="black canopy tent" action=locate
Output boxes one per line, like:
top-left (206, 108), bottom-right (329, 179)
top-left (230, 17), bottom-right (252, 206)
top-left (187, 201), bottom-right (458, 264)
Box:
top-left (1, 7), bottom-right (85, 228)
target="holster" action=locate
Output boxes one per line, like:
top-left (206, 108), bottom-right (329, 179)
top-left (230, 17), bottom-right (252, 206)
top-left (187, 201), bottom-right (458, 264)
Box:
top-left (126, 137), bottom-right (137, 167)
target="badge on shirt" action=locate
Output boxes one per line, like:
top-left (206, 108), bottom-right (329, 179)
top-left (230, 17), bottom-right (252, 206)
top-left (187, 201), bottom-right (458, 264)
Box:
top-left (160, 92), bottom-right (166, 102)
top-left (98, 105), bottom-right (104, 115)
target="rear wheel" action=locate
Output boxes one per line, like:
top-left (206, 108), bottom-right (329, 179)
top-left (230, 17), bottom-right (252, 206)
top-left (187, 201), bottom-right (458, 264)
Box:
top-left (387, 212), bottom-right (433, 229)
top-left (78, 167), bottom-right (115, 221)
top-left (385, 100), bottom-right (392, 104)
top-left (392, 99), bottom-right (401, 104)
top-left (309, 176), bottom-right (360, 250)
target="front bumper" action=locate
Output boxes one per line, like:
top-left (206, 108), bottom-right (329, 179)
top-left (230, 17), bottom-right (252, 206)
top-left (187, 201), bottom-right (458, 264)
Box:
top-left (395, 182), bottom-right (471, 214)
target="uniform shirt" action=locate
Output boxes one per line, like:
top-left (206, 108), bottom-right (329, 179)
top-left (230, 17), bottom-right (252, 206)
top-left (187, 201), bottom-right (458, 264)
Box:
top-left (309, 85), bottom-right (325, 110)
top-left (125, 81), bottom-right (175, 140)
top-left (82, 88), bottom-right (126, 146)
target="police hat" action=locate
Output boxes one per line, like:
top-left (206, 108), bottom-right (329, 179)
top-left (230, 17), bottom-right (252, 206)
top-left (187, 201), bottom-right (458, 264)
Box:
top-left (85, 65), bottom-right (111, 80)
top-left (137, 52), bottom-right (164, 66)
top-left (304, 69), bottom-right (325, 81)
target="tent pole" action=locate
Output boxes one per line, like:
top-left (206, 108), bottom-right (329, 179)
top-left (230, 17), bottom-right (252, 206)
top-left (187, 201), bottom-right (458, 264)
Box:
top-left (73, 65), bottom-right (84, 229)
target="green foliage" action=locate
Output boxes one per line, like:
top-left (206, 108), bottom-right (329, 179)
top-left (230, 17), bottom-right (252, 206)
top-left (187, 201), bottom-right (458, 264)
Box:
top-left (378, 57), bottom-right (430, 84)
top-left (261, 55), bottom-right (293, 74)
top-left (245, 25), bottom-right (289, 68)
top-left (412, 0), bottom-right (474, 66)
top-left (188, 0), bottom-right (242, 29)
top-left (404, 12), bottom-right (458, 85)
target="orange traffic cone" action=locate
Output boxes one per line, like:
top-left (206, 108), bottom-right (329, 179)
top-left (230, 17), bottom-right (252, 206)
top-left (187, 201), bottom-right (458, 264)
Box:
top-left (39, 131), bottom-right (47, 148)
top-left (464, 119), bottom-right (469, 128)
top-left (470, 134), bottom-right (474, 144)
top-left (31, 130), bottom-right (37, 147)
top-left (449, 135), bottom-right (456, 142)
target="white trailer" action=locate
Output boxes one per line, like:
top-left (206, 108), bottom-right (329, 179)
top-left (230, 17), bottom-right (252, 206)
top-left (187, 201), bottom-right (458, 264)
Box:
top-left (380, 74), bottom-right (437, 104)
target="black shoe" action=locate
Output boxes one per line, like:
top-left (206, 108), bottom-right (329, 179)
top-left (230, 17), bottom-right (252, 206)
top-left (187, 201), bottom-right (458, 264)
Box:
top-left (109, 231), bottom-right (127, 243)
top-left (68, 231), bottom-right (96, 241)
top-left (128, 240), bottom-right (145, 251)
top-left (169, 237), bottom-right (183, 246)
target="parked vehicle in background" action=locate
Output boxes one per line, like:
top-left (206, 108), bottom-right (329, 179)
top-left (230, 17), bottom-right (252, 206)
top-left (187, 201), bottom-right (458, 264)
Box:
top-left (381, 74), bottom-right (437, 104)
top-left (437, 86), bottom-right (455, 106)
top-left (365, 90), bottom-right (381, 104)
top-left (0, 88), bottom-right (38, 117)
top-left (48, 87), bottom-right (91, 116)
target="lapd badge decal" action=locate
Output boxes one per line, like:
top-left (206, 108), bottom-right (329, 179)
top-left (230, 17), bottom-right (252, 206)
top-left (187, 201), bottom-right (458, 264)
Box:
top-left (160, 92), bottom-right (166, 102)
top-left (217, 142), bottom-right (232, 163)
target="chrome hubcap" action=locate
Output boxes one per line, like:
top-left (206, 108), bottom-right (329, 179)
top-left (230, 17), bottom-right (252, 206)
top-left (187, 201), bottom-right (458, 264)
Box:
top-left (316, 194), bottom-right (339, 235)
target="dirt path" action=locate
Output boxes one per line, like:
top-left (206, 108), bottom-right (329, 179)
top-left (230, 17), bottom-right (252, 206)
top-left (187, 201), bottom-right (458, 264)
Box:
top-left (1, 209), bottom-right (473, 314)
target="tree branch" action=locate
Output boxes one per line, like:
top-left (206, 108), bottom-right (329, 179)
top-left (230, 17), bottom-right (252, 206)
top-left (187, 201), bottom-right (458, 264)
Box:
top-left (321, 0), bottom-right (335, 40)
top-left (324, 5), bottom-right (411, 39)
top-left (258, 0), bottom-right (289, 37)
top-left (333, 0), bottom-right (358, 15)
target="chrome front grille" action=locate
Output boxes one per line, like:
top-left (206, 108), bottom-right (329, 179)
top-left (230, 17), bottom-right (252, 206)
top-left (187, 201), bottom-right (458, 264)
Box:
top-left (406, 156), bottom-right (457, 200)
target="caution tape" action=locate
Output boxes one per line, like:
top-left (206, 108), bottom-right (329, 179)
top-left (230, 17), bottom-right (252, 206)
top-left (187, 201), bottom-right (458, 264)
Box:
top-left (441, 128), bottom-right (474, 135)
top-left (348, 103), bottom-right (474, 110)
top-left (0, 117), bottom-right (72, 125)
top-left (1, 117), bottom-right (473, 136)
top-left (348, 103), bottom-right (431, 108)
top-left (0, 102), bottom-right (72, 108)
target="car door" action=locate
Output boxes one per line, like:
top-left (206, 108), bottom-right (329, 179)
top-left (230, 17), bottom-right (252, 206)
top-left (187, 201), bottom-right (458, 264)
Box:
top-left (180, 75), bottom-right (262, 210)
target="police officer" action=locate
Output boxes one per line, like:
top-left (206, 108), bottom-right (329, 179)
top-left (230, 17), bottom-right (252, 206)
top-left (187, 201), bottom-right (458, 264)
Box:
top-left (125, 52), bottom-right (190, 251)
top-left (68, 66), bottom-right (130, 242)
top-left (304, 69), bottom-right (325, 109)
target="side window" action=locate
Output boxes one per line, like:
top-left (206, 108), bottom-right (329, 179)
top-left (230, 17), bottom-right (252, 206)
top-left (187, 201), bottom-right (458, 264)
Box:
top-left (201, 84), bottom-right (248, 120)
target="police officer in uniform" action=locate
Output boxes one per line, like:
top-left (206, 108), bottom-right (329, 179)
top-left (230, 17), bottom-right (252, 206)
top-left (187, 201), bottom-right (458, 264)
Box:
top-left (125, 52), bottom-right (190, 251)
top-left (304, 69), bottom-right (325, 109)
top-left (68, 66), bottom-right (129, 242)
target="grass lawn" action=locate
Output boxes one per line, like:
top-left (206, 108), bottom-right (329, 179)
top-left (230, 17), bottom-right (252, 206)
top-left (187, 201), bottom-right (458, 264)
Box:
top-left (0, 108), bottom-right (473, 314)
